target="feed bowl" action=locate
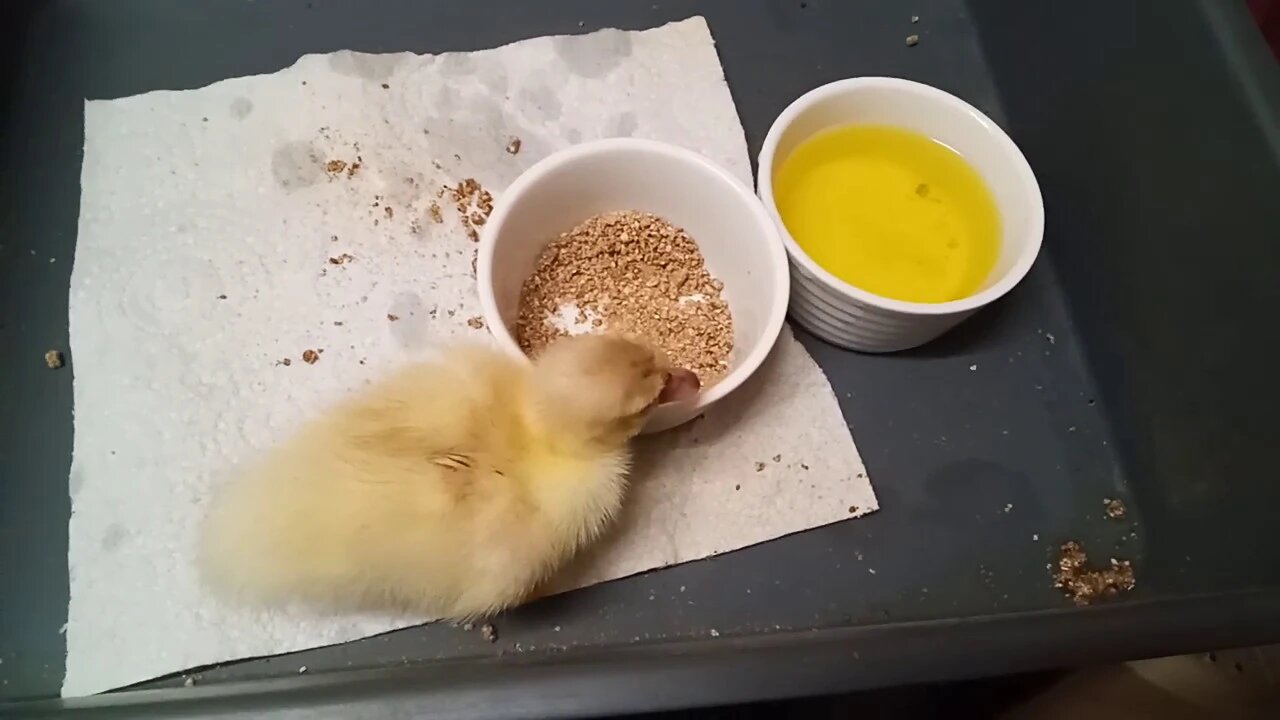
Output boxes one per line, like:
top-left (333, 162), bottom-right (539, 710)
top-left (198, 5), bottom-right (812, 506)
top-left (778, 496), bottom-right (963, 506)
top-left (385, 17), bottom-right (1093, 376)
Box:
top-left (477, 138), bottom-right (789, 433)
top-left (758, 77), bottom-right (1044, 352)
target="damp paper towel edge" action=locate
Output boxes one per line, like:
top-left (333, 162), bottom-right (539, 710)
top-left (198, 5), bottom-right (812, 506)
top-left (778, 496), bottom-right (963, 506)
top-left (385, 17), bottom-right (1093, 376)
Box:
top-left (64, 17), bottom-right (877, 696)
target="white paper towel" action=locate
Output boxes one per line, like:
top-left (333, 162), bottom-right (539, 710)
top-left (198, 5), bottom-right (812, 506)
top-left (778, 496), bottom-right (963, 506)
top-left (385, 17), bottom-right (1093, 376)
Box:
top-left (65, 17), bottom-right (877, 697)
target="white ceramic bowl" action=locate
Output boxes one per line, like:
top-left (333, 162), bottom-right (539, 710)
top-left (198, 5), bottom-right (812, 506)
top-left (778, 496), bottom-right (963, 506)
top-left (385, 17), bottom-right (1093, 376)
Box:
top-left (758, 77), bottom-right (1045, 353)
top-left (477, 138), bottom-right (790, 433)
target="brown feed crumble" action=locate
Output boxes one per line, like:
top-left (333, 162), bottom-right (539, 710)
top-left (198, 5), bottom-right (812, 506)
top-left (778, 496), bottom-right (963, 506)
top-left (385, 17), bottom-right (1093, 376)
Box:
top-left (1052, 540), bottom-right (1135, 605)
top-left (515, 211), bottom-right (734, 385)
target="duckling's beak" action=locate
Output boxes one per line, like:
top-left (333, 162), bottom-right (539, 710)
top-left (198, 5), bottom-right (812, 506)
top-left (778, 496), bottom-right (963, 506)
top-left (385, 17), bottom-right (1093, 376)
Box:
top-left (656, 368), bottom-right (701, 405)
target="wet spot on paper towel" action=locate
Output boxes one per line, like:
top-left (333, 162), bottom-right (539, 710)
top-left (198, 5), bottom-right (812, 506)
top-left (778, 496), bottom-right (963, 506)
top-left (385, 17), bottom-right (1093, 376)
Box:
top-left (462, 98), bottom-right (508, 142)
top-left (434, 85), bottom-right (460, 116)
top-left (553, 29), bottom-right (633, 78)
top-left (517, 86), bottom-right (564, 123)
top-left (228, 97), bottom-right (254, 120)
top-left (271, 141), bottom-right (324, 190)
top-left (387, 291), bottom-right (431, 350)
top-left (68, 465), bottom-right (86, 497)
top-left (327, 50), bottom-right (406, 81)
top-left (121, 256), bottom-right (225, 336)
top-left (612, 112), bottom-right (639, 137)
top-left (100, 523), bottom-right (130, 552)
top-left (417, 93), bottom-right (540, 190)
top-left (437, 52), bottom-right (477, 77)
top-left (477, 69), bottom-right (509, 96)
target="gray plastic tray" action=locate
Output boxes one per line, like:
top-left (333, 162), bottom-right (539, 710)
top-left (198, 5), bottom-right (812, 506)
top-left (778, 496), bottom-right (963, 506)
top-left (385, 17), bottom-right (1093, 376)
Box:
top-left (2, 0), bottom-right (1278, 717)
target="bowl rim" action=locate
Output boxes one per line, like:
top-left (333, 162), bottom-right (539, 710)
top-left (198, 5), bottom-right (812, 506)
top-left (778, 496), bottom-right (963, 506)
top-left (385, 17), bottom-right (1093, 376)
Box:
top-left (758, 76), bottom-right (1046, 316)
top-left (476, 137), bottom-right (791, 413)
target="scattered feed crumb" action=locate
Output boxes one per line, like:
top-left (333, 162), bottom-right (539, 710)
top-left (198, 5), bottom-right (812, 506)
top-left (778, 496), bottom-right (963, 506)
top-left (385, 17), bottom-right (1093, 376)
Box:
top-left (429, 201), bottom-right (444, 223)
top-left (325, 159), bottom-right (347, 175)
top-left (302, 349), bottom-right (320, 365)
top-left (330, 234), bottom-right (339, 242)
top-left (1003, 503), bottom-right (1014, 513)
top-left (772, 454), bottom-right (782, 463)
top-left (328, 253), bottom-right (355, 265)
top-left (183, 676), bottom-right (195, 687)
top-left (297, 665), bottom-right (308, 674)
top-left (1104, 498), bottom-right (1127, 520)
top-left (800, 463), bottom-right (810, 471)
top-left (334, 321), bottom-right (344, 326)
top-left (217, 294), bottom-right (227, 300)
top-left (387, 314), bottom-right (400, 322)
top-left (848, 505), bottom-right (859, 514)
top-left (1052, 540), bottom-right (1135, 605)
top-left (1033, 533), bottom-right (1040, 541)
top-left (708, 629), bottom-right (720, 637)
top-left (1046, 332), bottom-right (1056, 344)
top-left (754, 461), bottom-right (766, 472)
top-left (516, 211), bottom-right (734, 384)
top-left (481, 623), bottom-right (498, 643)
top-left (445, 178), bottom-right (495, 242)
top-left (506, 137), bottom-right (522, 155)
top-left (911, 15), bottom-right (920, 23)
top-left (467, 315), bottom-right (485, 330)
top-left (381, 82), bottom-right (390, 89)
top-left (384, 206), bottom-right (394, 219)
top-left (347, 161), bottom-right (361, 178)
top-left (906, 34), bottom-right (920, 46)
top-left (44, 350), bottom-right (64, 369)
top-left (969, 364), bottom-right (977, 371)
top-left (462, 622), bottom-right (474, 631)
top-left (279, 357), bottom-right (293, 367)
top-left (734, 484), bottom-right (741, 491)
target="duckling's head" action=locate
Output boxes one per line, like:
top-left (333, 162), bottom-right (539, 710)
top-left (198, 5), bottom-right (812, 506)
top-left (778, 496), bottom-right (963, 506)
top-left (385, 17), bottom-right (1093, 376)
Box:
top-left (528, 334), bottom-right (700, 446)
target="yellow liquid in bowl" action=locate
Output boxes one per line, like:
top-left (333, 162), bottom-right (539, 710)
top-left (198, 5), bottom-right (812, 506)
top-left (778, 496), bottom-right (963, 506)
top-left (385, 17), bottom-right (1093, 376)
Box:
top-left (774, 124), bottom-right (1001, 304)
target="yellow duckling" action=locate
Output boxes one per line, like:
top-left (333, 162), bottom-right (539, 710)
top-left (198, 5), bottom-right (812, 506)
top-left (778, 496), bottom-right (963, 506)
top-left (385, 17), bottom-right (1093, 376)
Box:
top-left (200, 334), bottom-right (699, 620)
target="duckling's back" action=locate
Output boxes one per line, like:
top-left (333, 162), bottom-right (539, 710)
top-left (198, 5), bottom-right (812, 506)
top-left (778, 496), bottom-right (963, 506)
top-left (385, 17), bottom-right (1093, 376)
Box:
top-left (200, 344), bottom-right (629, 619)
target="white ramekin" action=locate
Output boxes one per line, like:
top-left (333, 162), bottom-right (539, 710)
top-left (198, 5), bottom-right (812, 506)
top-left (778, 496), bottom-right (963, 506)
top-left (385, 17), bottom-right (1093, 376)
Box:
top-left (758, 77), bottom-right (1045, 353)
top-left (477, 138), bottom-right (790, 433)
